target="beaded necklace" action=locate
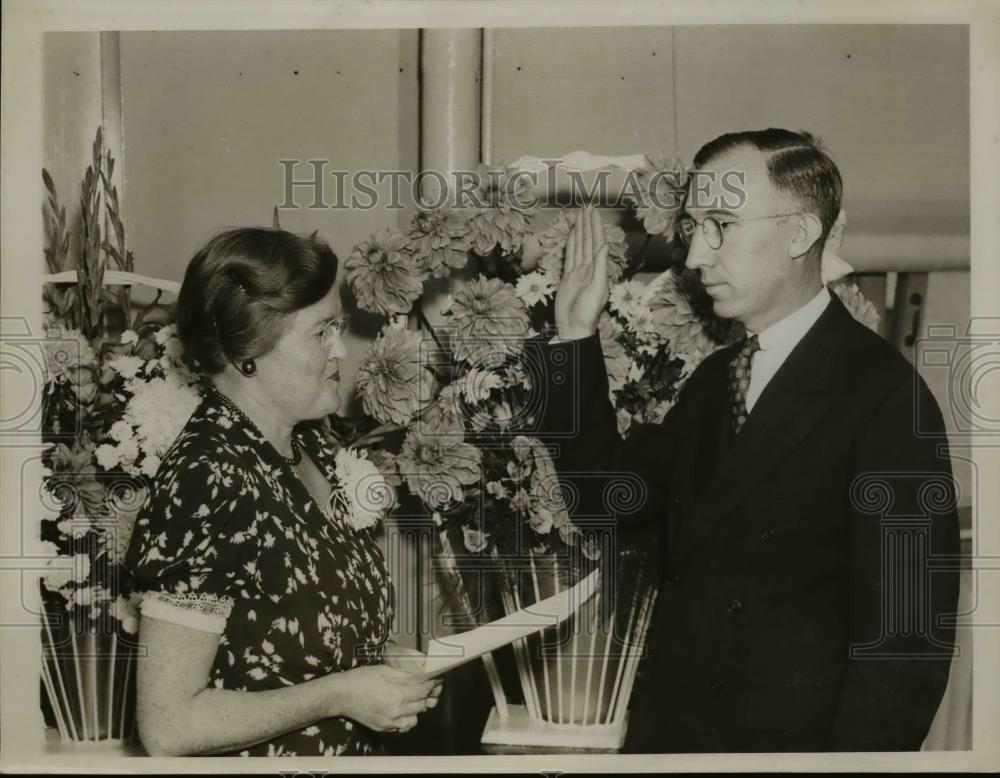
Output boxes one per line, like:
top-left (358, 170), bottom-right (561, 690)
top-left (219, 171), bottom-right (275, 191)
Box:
top-left (208, 386), bottom-right (302, 467)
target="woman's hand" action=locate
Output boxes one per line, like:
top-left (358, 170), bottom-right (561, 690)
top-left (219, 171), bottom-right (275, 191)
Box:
top-left (383, 643), bottom-right (429, 674)
top-left (334, 664), bottom-right (441, 733)
top-left (554, 205), bottom-right (610, 340)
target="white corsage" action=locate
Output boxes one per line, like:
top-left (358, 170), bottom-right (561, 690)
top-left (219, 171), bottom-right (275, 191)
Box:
top-left (326, 448), bottom-right (397, 531)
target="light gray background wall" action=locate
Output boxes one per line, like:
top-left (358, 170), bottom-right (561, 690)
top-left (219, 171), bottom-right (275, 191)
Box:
top-left (489, 25), bottom-right (969, 259)
top-left (118, 29), bottom-right (420, 398)
top-left (42, 24), bottom-right (972, 502)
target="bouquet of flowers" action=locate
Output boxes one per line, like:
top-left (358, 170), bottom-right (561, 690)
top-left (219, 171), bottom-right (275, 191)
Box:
top-left (39, 128), bottom-right (201, 742)
top-left (340, 158), bottom-right (718, 571)
top-left (342, 154), bottom-right (881, 575)
top-left (40, 315), bottom-right (199, 742)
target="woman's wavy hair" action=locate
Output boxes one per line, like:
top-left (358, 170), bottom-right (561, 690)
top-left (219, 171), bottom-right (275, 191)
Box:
top-left (176, 227), bottom-right (338, 375)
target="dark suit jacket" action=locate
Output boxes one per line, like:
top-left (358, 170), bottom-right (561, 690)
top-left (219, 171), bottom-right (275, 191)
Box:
top-left (535, 295), bottom-right (960, 752)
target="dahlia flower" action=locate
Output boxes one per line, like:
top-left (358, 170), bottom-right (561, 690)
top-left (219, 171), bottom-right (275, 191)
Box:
top-left (407, 206), bottom-right (470, 277)
top-left (449, 277), bottom-right (530, 366)
top-left (645, 270), bottom-right (718, 360)
top-left (355, 329), bottom-right (436, 426)
top-left (629, 155), bottom-right (688, 238)
top-left (459, 367), bottom-right (503, 404)
top-left (396, 412), bottom-right (482, 510)
top-left (346, 227), bottom-right (425, 316)
top-left (461, 165), bottom-right (537, 256)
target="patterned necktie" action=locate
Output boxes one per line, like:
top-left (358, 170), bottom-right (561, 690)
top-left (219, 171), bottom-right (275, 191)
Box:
top-left (728, 334), bottom-right (761, 437)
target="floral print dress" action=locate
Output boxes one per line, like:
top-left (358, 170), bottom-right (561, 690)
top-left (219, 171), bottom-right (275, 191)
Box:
top-left (125, 390), bottom-right (394, 756)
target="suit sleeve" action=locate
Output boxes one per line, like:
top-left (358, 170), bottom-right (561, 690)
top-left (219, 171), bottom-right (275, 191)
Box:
top-left (830, 373), bottom-right (961, 750)
top-left (529, 333), bottom-right (684, 528)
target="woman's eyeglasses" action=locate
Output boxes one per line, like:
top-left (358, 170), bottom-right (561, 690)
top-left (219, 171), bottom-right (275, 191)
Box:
top-left (678, 212), bottom-right (806, 250)
top-left (320, 315), bottom-right (351, 352)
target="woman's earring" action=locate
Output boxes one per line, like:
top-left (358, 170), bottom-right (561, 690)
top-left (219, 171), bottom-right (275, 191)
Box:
top-left (239, 359), bottom-right (257, 377)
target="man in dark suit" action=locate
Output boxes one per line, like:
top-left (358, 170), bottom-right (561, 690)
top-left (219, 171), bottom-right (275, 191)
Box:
top-left (538, 129), bottom-right (960, 752)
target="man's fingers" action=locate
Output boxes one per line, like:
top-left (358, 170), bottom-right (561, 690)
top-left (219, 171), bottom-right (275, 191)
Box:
top-left (590, 206), bottom-right (605, 255)
top-left (565, 228), bottom-right (577, 274)
top-left (593, 243), bottom-right (609, 287)
top-left (580, 205), bottom-right (593, 269)
top-left (573, 206), bottom-right (585, 270)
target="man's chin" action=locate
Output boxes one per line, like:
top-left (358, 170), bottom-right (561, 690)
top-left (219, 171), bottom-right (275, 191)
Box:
top-left (711, 298), bottom-right (736, 318)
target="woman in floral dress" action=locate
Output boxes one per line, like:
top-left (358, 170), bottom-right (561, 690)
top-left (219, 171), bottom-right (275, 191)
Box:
top-left (125, 228), bottom-right (439, 756)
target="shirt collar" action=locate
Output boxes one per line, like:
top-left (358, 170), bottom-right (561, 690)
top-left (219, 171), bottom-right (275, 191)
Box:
top-left (753, 287), bottom-right (832, 356)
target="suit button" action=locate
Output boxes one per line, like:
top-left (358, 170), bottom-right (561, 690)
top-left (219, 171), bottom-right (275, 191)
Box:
top-left (664, 574), bottom-right (680, 586)
top-left (710, 679), bottom-right (724, 692)
top-left (727, 599), bottom-right (743, 614)
top-left (759, 528), bottom-right (775, 542)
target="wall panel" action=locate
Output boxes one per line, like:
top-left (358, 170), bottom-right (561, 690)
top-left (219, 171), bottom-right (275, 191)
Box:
top-left (673, 25), bottom-right (970, 243)
top-left (489, 27), bottom-right (677, 163)
top-left (120, 29), bottom-right (419, 398)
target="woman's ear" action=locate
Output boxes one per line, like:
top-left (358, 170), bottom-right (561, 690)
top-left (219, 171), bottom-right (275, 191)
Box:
top-left (789, 213), bottom-right (824, 259)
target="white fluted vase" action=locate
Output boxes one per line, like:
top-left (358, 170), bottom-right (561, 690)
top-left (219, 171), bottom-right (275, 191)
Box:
top-left (483, 548), bottom-right (658, 750)
top-left (39, 594), bottom-right (138, 744)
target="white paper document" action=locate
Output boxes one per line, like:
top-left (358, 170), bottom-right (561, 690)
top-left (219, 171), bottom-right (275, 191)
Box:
top-left (411, 568), bottom-right (600, 680)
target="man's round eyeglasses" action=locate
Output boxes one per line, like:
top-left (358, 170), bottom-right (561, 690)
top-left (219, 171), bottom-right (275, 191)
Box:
top-left (678, 212), bottom-right (806, 251)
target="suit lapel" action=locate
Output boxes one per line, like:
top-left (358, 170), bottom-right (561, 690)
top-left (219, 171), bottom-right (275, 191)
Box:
top-left (672, 296), bottom-right (852, 564)
top-left (666, 351), bottom-right (731, 563)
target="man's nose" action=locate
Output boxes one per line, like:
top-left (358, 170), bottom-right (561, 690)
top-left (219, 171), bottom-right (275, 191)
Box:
top-left (684, 229), bottom-right (714, 271)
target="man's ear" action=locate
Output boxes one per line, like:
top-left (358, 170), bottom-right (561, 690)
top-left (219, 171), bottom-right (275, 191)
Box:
top-left (788, 213), bottom-right (824, 259)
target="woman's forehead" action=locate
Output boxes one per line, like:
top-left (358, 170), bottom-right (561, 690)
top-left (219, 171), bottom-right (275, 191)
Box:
top-left (299, 288), bottom-right (342, 326)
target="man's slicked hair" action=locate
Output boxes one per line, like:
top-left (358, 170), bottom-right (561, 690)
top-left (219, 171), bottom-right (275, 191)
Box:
top-left (694, 128), bottom-right (843, 245)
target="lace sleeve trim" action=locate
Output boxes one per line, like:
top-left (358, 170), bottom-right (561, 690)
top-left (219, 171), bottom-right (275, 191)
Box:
top-left (139, 591), bottom-right (234, 635)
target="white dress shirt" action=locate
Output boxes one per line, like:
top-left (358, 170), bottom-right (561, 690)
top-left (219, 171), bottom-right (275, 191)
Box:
top-left (744, 287), bottom-right (832, 412)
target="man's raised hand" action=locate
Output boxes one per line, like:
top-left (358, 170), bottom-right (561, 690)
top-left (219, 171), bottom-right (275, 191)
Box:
top-left (553, 205), bottom-right (610, 341)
